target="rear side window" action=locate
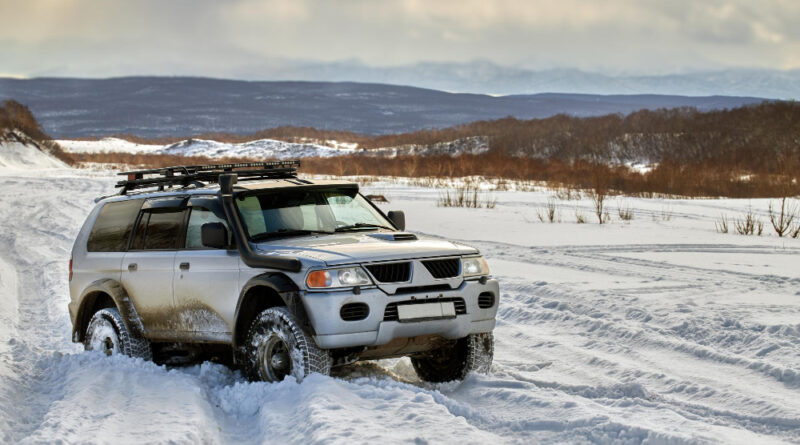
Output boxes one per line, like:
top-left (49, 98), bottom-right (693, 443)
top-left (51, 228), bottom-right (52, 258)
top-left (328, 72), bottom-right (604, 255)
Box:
top-left (130, 209), bottom-right (185, 250)
top-left (87, 200), bottom-right (143, 252)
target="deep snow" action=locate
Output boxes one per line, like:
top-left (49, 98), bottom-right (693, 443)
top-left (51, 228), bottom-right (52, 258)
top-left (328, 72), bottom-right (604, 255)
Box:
top-left (0, 164), bottom-right (799, 444)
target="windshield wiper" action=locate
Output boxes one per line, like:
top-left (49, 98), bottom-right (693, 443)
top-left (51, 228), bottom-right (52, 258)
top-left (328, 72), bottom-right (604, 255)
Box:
top-left (335, 223), bottom-right (395, 232)
top-left (251, 229), bottom-right (333, 241)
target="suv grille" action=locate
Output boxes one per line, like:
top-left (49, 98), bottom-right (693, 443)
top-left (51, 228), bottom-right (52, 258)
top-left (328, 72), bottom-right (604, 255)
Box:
top-left (422, 258), bottom-right (460, 279)
top-left (366, 262), bottom-right (411, 283)
top-left (383, 297), bottom-right (467, 321)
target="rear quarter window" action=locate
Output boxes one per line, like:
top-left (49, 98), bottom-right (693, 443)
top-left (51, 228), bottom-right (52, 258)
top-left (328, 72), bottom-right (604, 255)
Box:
top-left (86, 199), bottom-right (143, 252)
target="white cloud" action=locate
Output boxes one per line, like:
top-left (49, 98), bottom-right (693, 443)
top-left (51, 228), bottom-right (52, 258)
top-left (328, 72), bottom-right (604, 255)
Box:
top-left (1, 0), bottom-right (799, 77)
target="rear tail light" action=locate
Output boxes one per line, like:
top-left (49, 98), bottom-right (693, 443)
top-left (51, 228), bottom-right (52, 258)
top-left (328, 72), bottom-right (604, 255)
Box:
top-left (69, 258), bottom-right (73, 282)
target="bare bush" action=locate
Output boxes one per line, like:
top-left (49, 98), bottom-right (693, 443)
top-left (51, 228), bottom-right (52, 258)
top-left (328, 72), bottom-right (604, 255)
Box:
top-left (537, 198), bottom-right (560, 223)
top-left (792, 223), bottom-right (800, 239)
top-left (575, 210), bottom-right (587, 224)
top-left (437, 186), bottom-right (495, 209)
top-left (591, 192), bottom-right (607, 224)
top-left (617, 202), bottom-right (634, 221)
top-left (715, 214), bottom-right (729, 233)
top-left (734, 209), bottom-right (763, 236)
top-left (768, 197), bottom-right (798, 237)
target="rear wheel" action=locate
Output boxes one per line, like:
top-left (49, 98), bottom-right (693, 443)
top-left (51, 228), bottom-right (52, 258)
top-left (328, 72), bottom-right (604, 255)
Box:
top-left (244, 307), bottom-right (331, 382)
top-left (84, 307), bottom-right (152, 360)
top-left (411, 333), bottom-right (494, 382)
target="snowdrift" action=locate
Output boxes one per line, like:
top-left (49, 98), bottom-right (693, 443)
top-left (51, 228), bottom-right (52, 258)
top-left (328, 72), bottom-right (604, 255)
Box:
top-left (0, 130), bottom-right (68, 169)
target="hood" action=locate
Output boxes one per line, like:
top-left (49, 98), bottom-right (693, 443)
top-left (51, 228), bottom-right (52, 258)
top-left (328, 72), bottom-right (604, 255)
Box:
top-left (253, 232), bottom-right (478, 266)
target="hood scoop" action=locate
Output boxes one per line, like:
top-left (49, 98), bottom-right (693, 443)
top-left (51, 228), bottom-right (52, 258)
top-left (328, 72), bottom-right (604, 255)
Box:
top-left (368, 232), bottom-right (418, 241)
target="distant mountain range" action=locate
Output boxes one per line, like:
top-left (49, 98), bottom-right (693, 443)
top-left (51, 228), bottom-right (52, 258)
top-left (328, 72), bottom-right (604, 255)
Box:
top-left (246, 61), bottom-right (800, 99)
top-left (0, 76), bottom-right (771, 138)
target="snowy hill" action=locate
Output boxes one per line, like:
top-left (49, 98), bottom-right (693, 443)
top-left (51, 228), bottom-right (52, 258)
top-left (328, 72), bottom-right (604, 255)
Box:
top-left (58, 136), bottom-right (489, 159)
top-left (0, 130), bottom-right (68, 169)
top-left (267, 61), bottom-right (800, 99)
top-left (160, 138), bottom-right (358, 159)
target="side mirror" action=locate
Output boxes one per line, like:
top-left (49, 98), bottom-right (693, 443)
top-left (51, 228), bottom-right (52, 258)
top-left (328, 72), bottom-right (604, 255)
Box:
top-left (387, 211), bottom-right (405, 231)
top-left (201, 222), bottom-right (228, 249)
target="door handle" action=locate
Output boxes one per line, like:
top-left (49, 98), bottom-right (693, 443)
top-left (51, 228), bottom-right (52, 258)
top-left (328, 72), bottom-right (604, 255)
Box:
top-left (179, 262), bottom-right (190, 271)
top-left (128, 263), bottom-right (137, 272)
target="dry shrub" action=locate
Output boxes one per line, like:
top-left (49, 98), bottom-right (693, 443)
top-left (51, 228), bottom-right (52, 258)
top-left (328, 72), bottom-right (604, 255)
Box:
top-left (617, 202), bottom-right (634, 221)
top-left (768, 197), bottom-right (798, 237)
top-left (734, 209), bottom-right (763, 236)
top-left (537, 198), bottom-right (560, 223)
top-left (591, 192), bottom-right (607, 224)
top-left (575, 209), bottom-right (587, 224)
top-left (715, 214), bottom-right (729, 234)
top-left (437, 186), bottom-right (495, 209)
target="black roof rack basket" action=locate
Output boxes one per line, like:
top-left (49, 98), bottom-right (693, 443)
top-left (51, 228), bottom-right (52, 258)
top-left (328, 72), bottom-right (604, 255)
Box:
top-left (116, 161), bottom-right (300, 194)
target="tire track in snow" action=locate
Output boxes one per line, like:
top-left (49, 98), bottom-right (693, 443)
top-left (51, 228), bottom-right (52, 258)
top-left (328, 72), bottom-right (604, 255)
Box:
top-left (439, 236), bottom-right (800, 442)
top-left (0, 174), bottom-right (225, 442)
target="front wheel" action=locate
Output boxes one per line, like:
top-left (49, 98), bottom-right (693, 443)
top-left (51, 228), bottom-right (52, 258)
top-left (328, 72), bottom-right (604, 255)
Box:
top-left (411, 332), bottom-right (494, 382)
top-left (244, 307), bottom-right (331, 382)
top-left (84, 307), bottom-right (152, 360)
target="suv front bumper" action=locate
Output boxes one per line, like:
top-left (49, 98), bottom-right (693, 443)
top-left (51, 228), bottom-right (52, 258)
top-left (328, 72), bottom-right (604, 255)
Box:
top-left (302, 278), bottom-right (499, 349)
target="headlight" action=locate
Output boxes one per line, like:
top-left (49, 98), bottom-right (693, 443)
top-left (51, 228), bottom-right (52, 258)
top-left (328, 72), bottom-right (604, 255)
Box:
top-left (462, 256), bottom-right (490, 277)
top-left (306, 266), bottom-right (373, 289)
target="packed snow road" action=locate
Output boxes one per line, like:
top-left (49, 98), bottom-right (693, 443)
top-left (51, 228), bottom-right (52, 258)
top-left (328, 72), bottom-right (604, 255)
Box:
top-left (1, 168), bottom-right (799, 444)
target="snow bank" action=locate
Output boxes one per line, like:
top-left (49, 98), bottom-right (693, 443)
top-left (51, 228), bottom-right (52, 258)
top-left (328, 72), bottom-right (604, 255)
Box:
top-left (0, 131), bottom-right (67, 169)
top-left (57, 138), bottom-right (162, 154)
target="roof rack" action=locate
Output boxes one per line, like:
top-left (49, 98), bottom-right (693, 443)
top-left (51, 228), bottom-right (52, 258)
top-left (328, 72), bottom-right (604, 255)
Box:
top-left (115, 161), bottom-right (300, 194)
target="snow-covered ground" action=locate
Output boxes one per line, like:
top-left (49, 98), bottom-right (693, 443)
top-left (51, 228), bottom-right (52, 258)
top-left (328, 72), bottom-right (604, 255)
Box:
top-left (1, 163), bottom-right (799, 443)
top-left (57, 136), bottom-right (489, 159)
top-left (0, 130), bottom-right (68, 169)
top-left (58, 138), bottom-right (164, 154)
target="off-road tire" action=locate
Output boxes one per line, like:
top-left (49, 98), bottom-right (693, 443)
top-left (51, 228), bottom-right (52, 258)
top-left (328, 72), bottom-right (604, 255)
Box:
top-left (83, 307), bottom-right (153, 360)
top-left (244, 307), bottom-right (332, 382)
top-left (411, 332), bottom-right (494, 382)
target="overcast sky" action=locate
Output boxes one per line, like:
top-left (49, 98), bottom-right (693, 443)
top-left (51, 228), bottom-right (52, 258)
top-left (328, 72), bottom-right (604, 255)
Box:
top-left (2, 0), bottom-right (799, 79)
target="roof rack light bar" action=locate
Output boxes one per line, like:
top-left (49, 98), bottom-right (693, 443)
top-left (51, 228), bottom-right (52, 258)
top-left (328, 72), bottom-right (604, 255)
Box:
top-left (115, 160), bottom-right (300, 194)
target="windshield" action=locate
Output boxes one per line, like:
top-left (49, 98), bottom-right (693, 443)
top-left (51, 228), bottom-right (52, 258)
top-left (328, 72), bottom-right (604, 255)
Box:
top-left (235, 189), bottom-right (394, 240)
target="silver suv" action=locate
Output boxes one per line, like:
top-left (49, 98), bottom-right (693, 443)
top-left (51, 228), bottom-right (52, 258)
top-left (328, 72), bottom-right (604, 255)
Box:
top-left (69, 162), bottom-right (499, 382)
